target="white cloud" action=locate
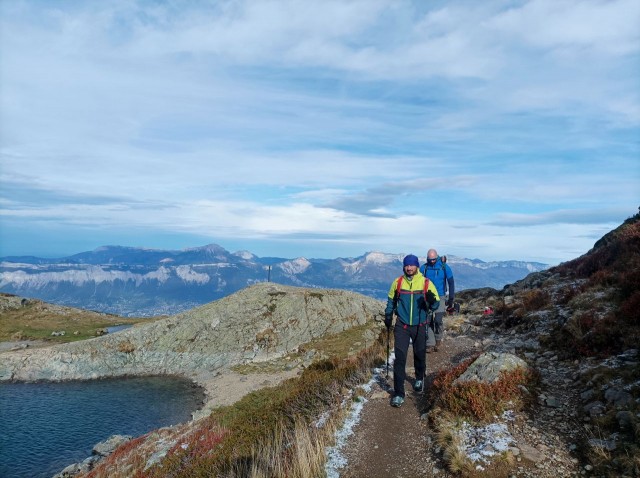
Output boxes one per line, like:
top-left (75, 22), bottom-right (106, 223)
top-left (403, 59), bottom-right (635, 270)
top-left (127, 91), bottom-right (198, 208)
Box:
top-left (0, 0), bottom-right (638, 263)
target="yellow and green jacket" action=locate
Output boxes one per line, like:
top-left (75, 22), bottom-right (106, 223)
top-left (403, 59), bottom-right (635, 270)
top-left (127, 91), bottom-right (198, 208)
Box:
top-left (384, 272), bottom-right (440, 326)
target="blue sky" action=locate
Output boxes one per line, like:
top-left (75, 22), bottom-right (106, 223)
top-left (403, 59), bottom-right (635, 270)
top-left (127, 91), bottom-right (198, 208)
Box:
top-left (1, 0), bottom-right (638, 265)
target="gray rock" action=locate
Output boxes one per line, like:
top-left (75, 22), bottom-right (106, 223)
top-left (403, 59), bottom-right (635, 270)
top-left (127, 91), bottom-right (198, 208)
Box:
top-left (0, 284), bottom-right (383, 383)
top-left (604, 388), bottom-right (634, 407)
top-left (583, 401), bottom-right (605, 416)
top-left (93, 434), bottom-right (132, 456)
top-left (616, 410), bottom-right (634, 429)
top-left (588, 438), bottom-right (617, 451)
top-left (519, 443), bottom-right (544, 462)
top-left (544, 397), bottom-right (561, 408)
top-left (454, 352), bottom-right (528, 384)
top-left (580, 389), bottom-right (595, 401)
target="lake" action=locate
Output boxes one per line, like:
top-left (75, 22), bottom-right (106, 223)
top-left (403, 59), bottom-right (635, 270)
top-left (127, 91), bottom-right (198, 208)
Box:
top-left (0, 376), bottom-right (206, 478)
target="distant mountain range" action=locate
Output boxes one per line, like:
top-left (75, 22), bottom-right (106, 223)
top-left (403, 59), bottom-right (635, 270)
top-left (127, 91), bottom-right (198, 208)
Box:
top-left (0, 244), bottom-right (548, 316)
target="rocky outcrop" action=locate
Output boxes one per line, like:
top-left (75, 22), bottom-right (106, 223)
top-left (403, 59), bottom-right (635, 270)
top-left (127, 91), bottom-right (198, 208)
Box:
top-left (454, 351), bottom-right (528, 384)
top-left (53, 434), bottom-right (132, 478)
top-left (0, 283), bottom-right (384, 383)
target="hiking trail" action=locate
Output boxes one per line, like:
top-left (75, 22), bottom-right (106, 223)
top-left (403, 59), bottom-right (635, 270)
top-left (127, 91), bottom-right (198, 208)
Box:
top-left (339, 328), bottom-right (585, 478)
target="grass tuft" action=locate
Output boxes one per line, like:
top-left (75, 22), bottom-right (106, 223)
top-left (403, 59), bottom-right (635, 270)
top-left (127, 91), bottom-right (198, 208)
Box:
top-left (430, 357), bottom-right (537, 422)
top-left (135, 336), bottom-right (385, 477)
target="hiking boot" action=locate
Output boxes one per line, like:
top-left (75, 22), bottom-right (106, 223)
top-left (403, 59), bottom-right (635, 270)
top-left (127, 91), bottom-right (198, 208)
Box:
top-left (391, 396), bottom-right (405, 407)
top-left (413, 380), bottom-right (424, 392)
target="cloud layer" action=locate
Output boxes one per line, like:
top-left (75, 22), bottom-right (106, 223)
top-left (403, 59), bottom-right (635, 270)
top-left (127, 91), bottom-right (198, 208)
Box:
top-left (1, 0), bottom-right (639, 264)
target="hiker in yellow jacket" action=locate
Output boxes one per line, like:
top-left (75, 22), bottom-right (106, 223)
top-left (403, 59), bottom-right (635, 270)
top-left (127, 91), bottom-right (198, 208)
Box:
top-left (384, 254), bottom-right (440, 407)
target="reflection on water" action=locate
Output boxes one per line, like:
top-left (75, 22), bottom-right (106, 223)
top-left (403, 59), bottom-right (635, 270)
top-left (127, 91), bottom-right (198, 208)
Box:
top-left (0, 376), bottom-right (205, 478)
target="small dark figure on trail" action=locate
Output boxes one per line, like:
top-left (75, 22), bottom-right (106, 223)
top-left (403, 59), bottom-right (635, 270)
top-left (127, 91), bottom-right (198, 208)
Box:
top-left (384, 254), bottom-right (440, 408)
top-left (420, 249), bottom-right (455, 353)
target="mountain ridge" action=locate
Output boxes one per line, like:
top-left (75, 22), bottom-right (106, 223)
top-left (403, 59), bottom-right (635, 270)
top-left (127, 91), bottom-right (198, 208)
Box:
top-left (0, 245), bottom-right (548, 317)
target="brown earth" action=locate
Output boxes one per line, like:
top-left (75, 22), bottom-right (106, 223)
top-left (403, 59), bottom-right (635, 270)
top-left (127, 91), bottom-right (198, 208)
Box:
top-left (339, 320), bottom-right (588, 478)
top-left (340, 333), bottom-right (479, 478)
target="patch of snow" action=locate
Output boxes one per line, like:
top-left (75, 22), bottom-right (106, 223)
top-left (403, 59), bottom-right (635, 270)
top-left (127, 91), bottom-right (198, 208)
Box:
top-left (175, 265), bottom-right (210, 284)
top-left (344, 252), bottom-right (402, 273)
top-left (0, 266), bottom-right (172, 288)
top-left (279, 258), bottom-right (311, 274)
top-left (324, 359), bottom-right (393, 478)
top-left (233, 250), bottom-right (256, 260)
top-left (315, 411), bottom-right (331, 429)
top-left (459, 421), bottom-right (515, 464)
top-left (363, 252), bottom-right (399, 265)
top-left (324, 396), bottom-right (368, 478)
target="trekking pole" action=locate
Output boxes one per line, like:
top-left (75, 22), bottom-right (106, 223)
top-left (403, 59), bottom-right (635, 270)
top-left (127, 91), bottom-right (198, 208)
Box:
top-left (386, 326), bottom-right (390, 379)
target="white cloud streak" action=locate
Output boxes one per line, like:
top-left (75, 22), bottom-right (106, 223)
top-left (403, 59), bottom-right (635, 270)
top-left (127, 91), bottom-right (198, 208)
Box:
top-left (1, 0), bottom-right (638, 263)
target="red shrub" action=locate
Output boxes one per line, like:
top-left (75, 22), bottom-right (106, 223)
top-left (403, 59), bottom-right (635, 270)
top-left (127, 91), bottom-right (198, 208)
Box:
top-left (620, 290), bottom-right (640, 323)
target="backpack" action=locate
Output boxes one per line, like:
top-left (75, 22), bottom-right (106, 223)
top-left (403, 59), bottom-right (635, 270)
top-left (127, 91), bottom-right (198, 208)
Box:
top-left (421, 255), bottom-right (447, 279)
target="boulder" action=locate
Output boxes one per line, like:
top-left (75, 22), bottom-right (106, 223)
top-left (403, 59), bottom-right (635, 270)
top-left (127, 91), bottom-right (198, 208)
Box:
top-left (92, 434), bottom-right (133, 456)
top-left (454, 352), bottom-right (528, 384)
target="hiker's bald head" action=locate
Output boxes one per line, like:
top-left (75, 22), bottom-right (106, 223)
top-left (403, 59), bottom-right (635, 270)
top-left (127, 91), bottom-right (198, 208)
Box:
top-left (427, 249), bottom-right (438, 260)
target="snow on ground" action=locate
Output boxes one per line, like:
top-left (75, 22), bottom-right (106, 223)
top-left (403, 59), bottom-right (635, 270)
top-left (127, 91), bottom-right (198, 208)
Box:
top-left (324, 356), bottom-right (392, 478)
top-left (458, 410), bottom-right (516, 470)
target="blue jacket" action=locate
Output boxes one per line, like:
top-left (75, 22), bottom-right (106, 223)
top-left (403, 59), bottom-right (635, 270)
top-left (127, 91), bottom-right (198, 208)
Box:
top-left (384, 272), bottom-right (440, 326)
top-left (420, 259), bottom-right (455, 300)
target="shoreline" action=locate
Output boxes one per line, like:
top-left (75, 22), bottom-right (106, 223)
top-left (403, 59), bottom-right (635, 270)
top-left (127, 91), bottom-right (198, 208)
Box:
top-left (0, 341), bottom-right (300, 421)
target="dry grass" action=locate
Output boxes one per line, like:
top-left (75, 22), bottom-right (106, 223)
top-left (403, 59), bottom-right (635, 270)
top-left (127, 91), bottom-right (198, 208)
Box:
top-left (432, 412), bottom-right (518, 478)
top-left (434, 412), bottom-right (474, 474)
top-left (117, 340), bottom-right (136, 354)
top-left (430, 357), bottom-right (537, 422)
top-left (225, 417), bottom-right (338, 478)
top-left (427, 357), bottom-right (538, 476)
top-left (232, 321), bottom-right (382, 375)
top-left (80, 329), bottom-right (386, 478)
top-left (521, 289), bottom-right (550, 311)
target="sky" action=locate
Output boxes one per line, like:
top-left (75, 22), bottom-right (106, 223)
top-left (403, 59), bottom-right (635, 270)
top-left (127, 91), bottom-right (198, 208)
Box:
top-left (1, 0), bottom-right (638, 266)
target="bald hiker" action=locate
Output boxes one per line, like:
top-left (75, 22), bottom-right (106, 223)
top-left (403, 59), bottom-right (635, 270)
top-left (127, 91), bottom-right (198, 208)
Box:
top-left (420, 248), bottom-right (455, 352)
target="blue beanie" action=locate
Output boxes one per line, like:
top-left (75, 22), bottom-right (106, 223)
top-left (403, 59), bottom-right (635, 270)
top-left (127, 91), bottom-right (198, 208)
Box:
top-left (402, 254), bottom-right (420, 267)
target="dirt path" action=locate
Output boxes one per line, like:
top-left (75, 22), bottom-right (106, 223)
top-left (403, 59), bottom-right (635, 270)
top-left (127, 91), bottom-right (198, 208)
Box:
top-left (340, 333), bottom-right (479, 478)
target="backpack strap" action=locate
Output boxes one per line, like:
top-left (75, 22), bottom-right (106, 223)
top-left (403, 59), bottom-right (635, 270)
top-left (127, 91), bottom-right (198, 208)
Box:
top-left (423, 277), bottom-right (434, 309)
top-left (393, 275), bottom-right (404, 311)
top-left (422, 259), bottom-right (448, 280)
top-left (396, 275), bottom-right (404, 297)
top-left (396, 275), bottom-right (431, 304)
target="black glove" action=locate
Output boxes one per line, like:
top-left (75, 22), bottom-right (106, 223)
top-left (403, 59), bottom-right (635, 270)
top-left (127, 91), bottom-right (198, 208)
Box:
top-left (447, 298), bottom-right (454, 308)
top-left (425, 290), bottom-right (437, 307)
top-left (384, 313), bottom-right (393, 329)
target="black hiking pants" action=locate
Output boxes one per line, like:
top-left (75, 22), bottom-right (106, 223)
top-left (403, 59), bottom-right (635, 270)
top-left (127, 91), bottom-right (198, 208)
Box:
top-left (393, 322), bottom-right (427, 398)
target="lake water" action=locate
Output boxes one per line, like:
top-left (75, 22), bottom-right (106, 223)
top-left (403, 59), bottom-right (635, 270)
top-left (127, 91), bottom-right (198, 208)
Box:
top-left (105, 324), bottom-right (133, 334)
top-left (0, 376), bottom-right (206, 478)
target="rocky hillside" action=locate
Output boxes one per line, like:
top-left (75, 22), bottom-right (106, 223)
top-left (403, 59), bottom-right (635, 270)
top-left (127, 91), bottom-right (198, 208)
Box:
top-left (0, 283), bottom-right (384, 388)
top-left (446, 210), bottom-right (640, 476)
